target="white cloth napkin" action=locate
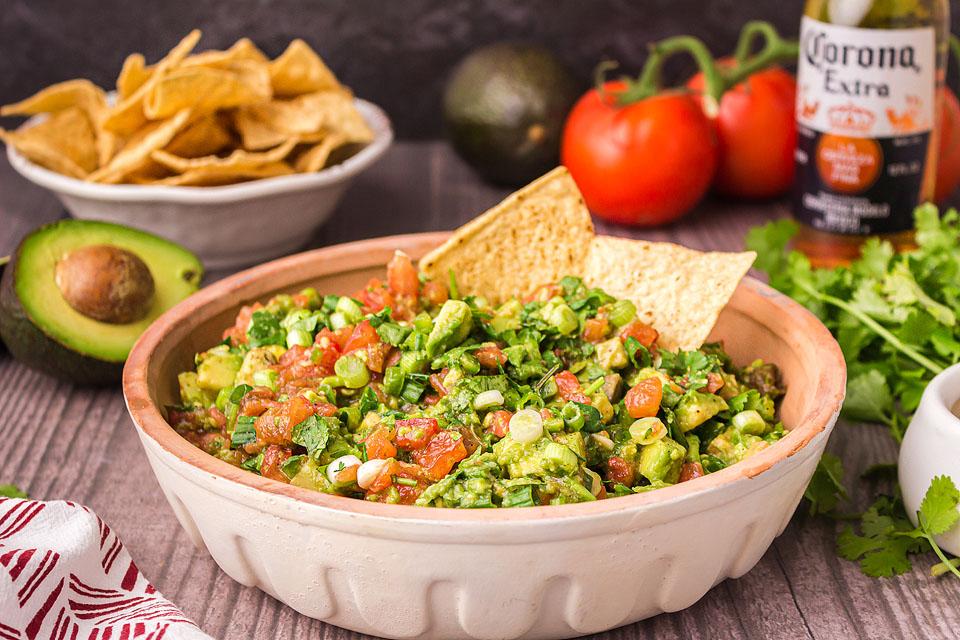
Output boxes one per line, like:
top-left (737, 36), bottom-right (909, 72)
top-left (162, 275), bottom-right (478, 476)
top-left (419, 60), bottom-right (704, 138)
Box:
top-left (0, 497), bottom-right (212, 639)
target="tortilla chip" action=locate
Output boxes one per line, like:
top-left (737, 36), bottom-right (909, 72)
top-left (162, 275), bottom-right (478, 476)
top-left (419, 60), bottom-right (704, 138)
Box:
top-left (181, 37), bottom-right (269, 69)
top-left (269, 39), bottom-right (341, 97)
top-left (0, 79), bottom-right (107, 117)
top-left (149, 161), bottom-right (294, 186)
top-left (88, 109), bottom-right (192, 183)
top-left (292, 133), bottom-right (348, 172)
top-left (150, 136), bottom-right (297, 172)
top-left (102, 30), bottom-right (201, 135)
top-left (143, 60), bottom-right (270, 120)
top-left (163, 114), bottom-right (233, 158)
top-left (419, 167), bottom-right (595, 303)
top-left (1, 107), bottom-right (98, 177)
top-left (583, 237), bottom-right (756, 351)
top-left (240, 90), bottom-right (372, 142)
top-left (116, 53), bottom-right (151, 99)
top-left (232, 108), bottom-right (288, 150)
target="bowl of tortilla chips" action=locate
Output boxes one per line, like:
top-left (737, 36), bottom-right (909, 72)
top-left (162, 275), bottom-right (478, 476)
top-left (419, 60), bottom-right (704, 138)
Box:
top-left (123, 168), bottom-right (846, 639)
top-left (1, 32), bottom-right (393, 269)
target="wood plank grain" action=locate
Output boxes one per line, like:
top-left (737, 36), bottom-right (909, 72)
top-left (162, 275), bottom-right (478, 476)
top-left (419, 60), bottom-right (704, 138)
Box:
top-left (1, 142), bottom-right (959, 640)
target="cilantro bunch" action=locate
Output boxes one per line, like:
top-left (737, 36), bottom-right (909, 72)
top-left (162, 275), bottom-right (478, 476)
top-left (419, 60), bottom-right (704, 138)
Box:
top-left (746, 205), bottom-right (960, 580)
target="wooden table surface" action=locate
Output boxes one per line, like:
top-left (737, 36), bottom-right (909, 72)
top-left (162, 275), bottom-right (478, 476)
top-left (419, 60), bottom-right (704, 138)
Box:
top-left (1, 142), bottom-right (958, 640)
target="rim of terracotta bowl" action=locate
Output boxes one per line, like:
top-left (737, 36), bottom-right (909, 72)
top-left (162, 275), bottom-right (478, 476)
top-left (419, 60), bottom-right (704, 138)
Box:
top-left (6, 99), bottom-right (393, 204)
top-left (123, 232), bottom-right (846, 522)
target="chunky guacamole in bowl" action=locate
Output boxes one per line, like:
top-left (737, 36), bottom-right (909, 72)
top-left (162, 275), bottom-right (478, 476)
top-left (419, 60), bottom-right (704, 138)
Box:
top-left (169, 251), bottom-right (785, 507)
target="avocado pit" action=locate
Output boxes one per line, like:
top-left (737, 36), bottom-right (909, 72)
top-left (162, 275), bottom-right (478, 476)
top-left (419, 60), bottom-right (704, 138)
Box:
top-left (54, 244), bottom-right (155, 324)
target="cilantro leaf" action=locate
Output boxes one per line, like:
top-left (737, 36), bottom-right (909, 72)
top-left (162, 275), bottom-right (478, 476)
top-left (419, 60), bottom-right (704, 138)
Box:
top-left (291, 415), bottom-right (332, 460)
top-left (918, 475), bottom-right (960, 537)
top-left (0, 484), bottom-right (28, 499)
top-left (804, 453), bottom-right (846, 515)
top-left (247, 310), bottom-right (286, 347)
top-left (841, 370), bottom-right (894, 425)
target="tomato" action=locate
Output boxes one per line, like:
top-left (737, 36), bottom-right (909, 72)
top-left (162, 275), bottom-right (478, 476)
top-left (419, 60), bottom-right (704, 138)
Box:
top-left (364, 427), bottom-right (398, 460)
top-left (606, 456), bottom-right (635, 486)
top-left (365, 459), bottom-right (428, 504)
top-left (555, 370), bottom-right (589, 404)
top-left (239, 387), bottom-right (277, 417)
top-left (222, 302), bottom-right (262, 345)
top-left (475, 345), bottom-right (507, 369)
top-left (429, 370), bottom-right (449, 397)
top-left (484, 410), bottom-right (512, 438)
top-left (935, 87), bottom-right (960, 203)
top-left (365, 342), bottom-right (393, 374)
top-left (395, 418), bottom-right (440, 450)
top-left (260, 445), bottom-right (293, 483)
top-left (624, 377), bottom-right (662, 419)
top-left (355, 278), bottom-right (395, 315)
top-left (343, 320), bottom-right (379, 353)
top-left (678, 461), bottom-right (705, 483)
top-left (619, 321), bottom-right (658, 348)
top-left (582, 316), bottom-right (609, 343)
top-left (688, 64), bottom-right (796, 199)
top-left (706, 372), bottom-right (724, 394)
top-left (387, 251), bottom-right (420, 297)
top-left (421, 280), bottom-right (449, 306)
top-left (413, 431), bottom-right (468, 480)
top-left (562, 80), bottom-right (718, 226)
top-left (254, 394), bottom-right (314, 447)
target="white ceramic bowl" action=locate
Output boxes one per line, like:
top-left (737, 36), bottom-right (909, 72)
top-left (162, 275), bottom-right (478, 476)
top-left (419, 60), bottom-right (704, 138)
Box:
top-left (899, 363), bottom-right (960, 555)
top-left (123, 234), bottom-right (846, 640)
top-left (6, 99), bottom-right (393, 270)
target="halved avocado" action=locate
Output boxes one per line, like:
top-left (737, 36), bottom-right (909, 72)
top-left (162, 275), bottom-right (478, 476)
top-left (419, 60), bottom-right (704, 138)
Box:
top-left (0, 220), bottom-right (202, 385)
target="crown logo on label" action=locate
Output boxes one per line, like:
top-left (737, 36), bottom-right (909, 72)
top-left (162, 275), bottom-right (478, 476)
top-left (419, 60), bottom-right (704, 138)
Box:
top-left (827, 103), bottom-right (876, 133)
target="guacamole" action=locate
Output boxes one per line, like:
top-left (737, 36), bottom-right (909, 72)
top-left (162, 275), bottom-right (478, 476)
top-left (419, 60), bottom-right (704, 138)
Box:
top-left (169, 252), bottom-right (785, 507)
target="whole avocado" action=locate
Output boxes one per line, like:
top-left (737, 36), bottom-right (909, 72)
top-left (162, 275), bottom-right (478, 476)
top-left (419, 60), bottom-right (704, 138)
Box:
top-left (443, 43), bottom-right (581, 186)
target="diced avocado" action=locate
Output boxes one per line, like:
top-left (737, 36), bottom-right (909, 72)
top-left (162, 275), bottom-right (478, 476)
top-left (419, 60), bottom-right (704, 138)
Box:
top-left (590, 391), bottom-right (614, 424)
top-left (399, 350), bottom-right (429, 374)
top-left (675, 391), bottom-right (728, 432)
top-left (639, 437), bottom-right (685, 484)
top-left (196, 345), bottom-right (243, 391)
top-left (178, 371), bottom-right (216, 407)
top-left (235, 345), bottom-right (286, 386)
top-left (290, 458), bottom-right (334, 492)
top-left (552, 431), bottom-right (586, 460)
top-left (490, 299), bottom-right (522, 333)
top-left (494, 436), bottom-right (579, 478)
top-left (717, 371), bottom-right (742, 400)
top-left (541, 298), bottom-right (578, 335)
top-left (628, 367), bottom-right (676, 390)
top-left (602, 373), bottom-right (623, 402)
top-left (426, 300), bottom-right (473, 356)
top-left (0, 219), bottom-right (202, 385)
top-left (706, 428), bottom-right (769, 466)
top-left (595, 337), bottom-right (628, 370)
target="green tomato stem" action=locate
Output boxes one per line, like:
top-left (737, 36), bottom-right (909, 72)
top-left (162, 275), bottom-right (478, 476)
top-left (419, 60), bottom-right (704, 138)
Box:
top-left (724, 21), bottom-right (799, 87)
top-left (618, 35), bottom-right (724, 107)
top-left (794, 279), bottom-right (946, 376)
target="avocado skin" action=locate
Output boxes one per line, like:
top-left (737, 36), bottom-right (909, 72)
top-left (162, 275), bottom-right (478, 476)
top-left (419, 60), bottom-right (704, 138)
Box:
top-left (0, 246), bottom-right (122, 385)
top-left (443, 43), bottom-right (582, 186)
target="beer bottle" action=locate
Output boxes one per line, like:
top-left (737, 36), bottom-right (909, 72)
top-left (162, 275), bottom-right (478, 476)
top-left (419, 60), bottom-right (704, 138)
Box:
top-left (793, 0), bottom-right (949, 267)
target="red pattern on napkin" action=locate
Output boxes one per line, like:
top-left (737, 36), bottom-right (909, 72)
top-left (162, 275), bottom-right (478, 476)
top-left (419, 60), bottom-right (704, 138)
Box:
top-left (0, 498), bottom-right (212, 639)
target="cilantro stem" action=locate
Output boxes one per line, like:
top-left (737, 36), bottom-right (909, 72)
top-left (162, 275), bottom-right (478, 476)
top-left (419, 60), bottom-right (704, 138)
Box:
top-left (931, 557), bottom-right (960, 578)
top-left (924, 531), bottom-right (960, 580)
top-left (794, 280), bottom-right (946, 376)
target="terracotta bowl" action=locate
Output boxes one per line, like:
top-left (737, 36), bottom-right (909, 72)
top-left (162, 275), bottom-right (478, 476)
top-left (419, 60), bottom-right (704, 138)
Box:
top-left (123, 232), bottom-right (846, 640)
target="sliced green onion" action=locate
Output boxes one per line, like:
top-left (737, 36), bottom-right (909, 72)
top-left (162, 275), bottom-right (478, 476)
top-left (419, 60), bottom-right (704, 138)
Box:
top-left (384, 366), bottom-right (405, 396)
top-left (732, 409), bottom-right (766, 435)
top-left (329, 311), bottom-right (349, 330)
top-left (459, 353), bottom-right (481, 375)
top-left (473, 389), bottom-right (505, 410)
top-left (629, 417), bottom-right (667, 445)
top-left (334, 355), bottom-right (370, 389)
top-left (509, 409), bottom-right (543, 444)
top-left (286, 328), bottom-right (313, 348)
top-left (395, 477), bottom-right (418, 487)
top-left (252, 369), bottom-right (278, 392)
top-left (606, 299), bottom-right (637, 327)
top-left (335, 296), bottom-right (364, 323)
top-left (561, 402), bottom-right (584, 431)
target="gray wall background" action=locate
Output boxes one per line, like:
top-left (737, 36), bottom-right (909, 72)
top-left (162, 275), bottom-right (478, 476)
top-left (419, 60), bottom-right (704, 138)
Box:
top-left (2, 1), bottom-right (958, 139)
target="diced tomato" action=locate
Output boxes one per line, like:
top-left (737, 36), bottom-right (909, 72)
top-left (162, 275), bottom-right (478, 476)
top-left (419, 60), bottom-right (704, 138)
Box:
top-left (208, 407), bottom-right (227, 429)
top-left (706, 372), bottom-right (724, 394)
top-left (387, 251), bottom-right (420, 297)
top-left (366, 458), bottom-right (400, 494)
top-left (620, 321), bottom-right (659, 348)
top-left (239, 387), bottom-right (277, 417)
top-left (291, 292), bottom-right (312, 308)
top-left (606, 456), bottom-right (635, 486)
top-left (365, 459), bottom-right (428, 504)
top-left (260, 445), bottom-right (293, 482)
top-left (456, 425), bottom-right (482, 455)
top-left (333, 463), bottom-right (359, 485)
top-left (385, 348), bottom-right (402, 370)
top-left (198, 432), bottom-right (227, 455)
top-left (343, 320), bottom-right (379, 353)
top-left (421, 280), bottom-right (449, 306)
top-left (475, 345), bottom-right (507, 369)
top-left (483, 410), bottom-right (512, 437)
top-left (429, 369), bottom-right (449, 397)
top-left (555, 370), bottom-right (590, 404)
top-left (364, 426), bottom-right (398, 460)
top-left (365, 342), bottom-right (393, 374)
top-left (395, 418), bottom-right (440, 450)
top-left (422, 393), bottom-right (441, 406)
top-left (254, 394), bottom-right (315, 447)
top-left (678, 461), bottom-right (705, 483)
top-left (413, 431), bottom-right (468, 480)
top-left (582, 316), bottom-right (609, 343)
top-left (330, 326), bottom-right (353, 350)
top-left (355, 278), bottom-right (396, 315)
top-left (222, 302), bottom-right (262, 345)
top-left (624, 377), bottom-right (662, 419)
top-left (277, 344), bottom-right (309, 368)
